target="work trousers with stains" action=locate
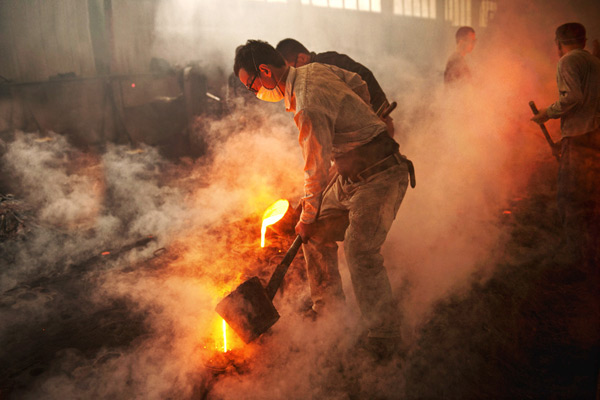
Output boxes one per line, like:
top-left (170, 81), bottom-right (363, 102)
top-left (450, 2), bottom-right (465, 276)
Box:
top-left (303, 163), bottom-right (409, 338)
top-left (557, 131), bottom-right (600, 270)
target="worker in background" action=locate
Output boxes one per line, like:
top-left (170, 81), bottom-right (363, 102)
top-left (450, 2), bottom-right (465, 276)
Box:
top-left (275, 38), bottom-right (395, 136)
top-left (444, 26), bottom-right (476, 85)
top-left (530, 22), bottom-right (600, 271)
top-left (234, 39), bottom-right (414, 360)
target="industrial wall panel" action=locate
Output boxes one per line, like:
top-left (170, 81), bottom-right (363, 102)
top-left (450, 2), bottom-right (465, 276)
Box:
top-left (0, 0), bottom-right (96, 82)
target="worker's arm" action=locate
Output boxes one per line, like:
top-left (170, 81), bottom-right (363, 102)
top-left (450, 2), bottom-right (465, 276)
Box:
top-left (294, 107), bottom-right (333, 230)
top-left (531, 107), bottom-right (550, 124)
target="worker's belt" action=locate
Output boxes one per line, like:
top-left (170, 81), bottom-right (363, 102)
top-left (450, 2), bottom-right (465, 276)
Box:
top-left (334, 132), bottom-right (416, 187)
top-left (355, 153), bottom-right (416, 187)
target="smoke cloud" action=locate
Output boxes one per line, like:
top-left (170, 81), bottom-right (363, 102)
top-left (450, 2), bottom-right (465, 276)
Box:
top-left (2, 0), bottom-right (599, 398)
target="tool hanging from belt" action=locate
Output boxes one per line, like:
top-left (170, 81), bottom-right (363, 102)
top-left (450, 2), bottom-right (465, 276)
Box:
top-left (405, 156), bottom-right (416, 188)
top-left (376, 101), bottom-right (397, 119)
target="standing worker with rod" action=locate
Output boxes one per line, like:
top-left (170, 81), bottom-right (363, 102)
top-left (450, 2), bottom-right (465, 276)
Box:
top-left (233, 40), bottom-right (414, 360)
top-left (530, 22), bottom-right (600, 270)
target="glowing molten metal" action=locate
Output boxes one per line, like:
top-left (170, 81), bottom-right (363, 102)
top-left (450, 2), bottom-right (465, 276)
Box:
top-left (260, 199), bottom-right (289, 247)
top-left (207, 316), bottom-right (236, 353)
top-left (222, 318), bottom-right (227, 352)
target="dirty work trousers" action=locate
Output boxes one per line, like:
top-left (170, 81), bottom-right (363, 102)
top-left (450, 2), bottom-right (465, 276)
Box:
top-left (557, 131), bottom-right (600, 270)
top-left (302, 163), bottom-right (409, 338)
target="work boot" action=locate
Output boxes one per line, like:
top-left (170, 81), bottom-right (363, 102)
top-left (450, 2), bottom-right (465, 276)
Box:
top-left (298, 298), bottom-right (319, 321)
top-left (302, 307), bottom-right (318, 321)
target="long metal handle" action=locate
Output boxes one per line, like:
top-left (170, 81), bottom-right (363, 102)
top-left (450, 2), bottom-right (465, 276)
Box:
top-left (529, 101), bottom-right (560, 162)
top-left (265, 235), bottom-right (303, 300)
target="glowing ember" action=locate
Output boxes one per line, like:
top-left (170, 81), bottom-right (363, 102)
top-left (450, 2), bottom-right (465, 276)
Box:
top-left (34, 137), bottom-right (54, 143)
top-left (101, 251), bottom-right (110, 256)
top-left (260, 199), bottom-right (289, 247)
top-left (503, 210), bottom-right (512, 215)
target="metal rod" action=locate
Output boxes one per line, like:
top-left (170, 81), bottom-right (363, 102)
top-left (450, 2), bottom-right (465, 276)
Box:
top-left (265, 235), bottom-right (303, 300)
top-left (529, 100), bottom-right (560, 162)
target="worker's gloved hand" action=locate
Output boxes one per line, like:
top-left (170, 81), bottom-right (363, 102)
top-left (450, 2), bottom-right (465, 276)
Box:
top-left (295, 221), bottom-right (317, 243)
top-left (530, 107), bottom-right (550, 124)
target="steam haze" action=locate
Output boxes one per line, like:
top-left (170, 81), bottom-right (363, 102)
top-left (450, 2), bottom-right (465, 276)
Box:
top-left (1, 0), bottom-right (599, 398)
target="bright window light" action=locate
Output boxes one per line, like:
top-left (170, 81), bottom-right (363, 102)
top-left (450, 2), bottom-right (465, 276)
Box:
top-left (394, 0), bottom-right (436, 19)
top-left (445, 0), bottom-right (472, 26)
top-left (298, 0), bottom-right (379, 11)
top-left (344, 0), bottom-right (357, 9)
top-left (479, 0), bottom-right (497, 27)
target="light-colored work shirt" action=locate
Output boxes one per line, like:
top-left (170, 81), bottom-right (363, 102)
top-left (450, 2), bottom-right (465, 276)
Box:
top-left (547, 49), bottom-right (600, 138)
top-left (284, 63), bottom-right (387, 224)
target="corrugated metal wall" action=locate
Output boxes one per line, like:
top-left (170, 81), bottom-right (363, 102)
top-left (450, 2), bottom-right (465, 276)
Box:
top-left (0, 0), bottom-right (97, 82)
top-left (111, 0), bottom-right (156, 75)
top-left (0, 0), bottom-right (157, 83)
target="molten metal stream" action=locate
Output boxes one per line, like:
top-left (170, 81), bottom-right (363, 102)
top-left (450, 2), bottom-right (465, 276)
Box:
top-left (222, 318), bottom-right (227, 352)
top-left (260, 199), bottom-right (289, 247)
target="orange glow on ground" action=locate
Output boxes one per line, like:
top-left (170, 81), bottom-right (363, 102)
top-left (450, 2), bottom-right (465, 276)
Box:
top-left (260, 199), bottom-right (289, 247)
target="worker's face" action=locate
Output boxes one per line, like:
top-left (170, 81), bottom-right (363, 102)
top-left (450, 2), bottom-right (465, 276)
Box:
top-left (463, 32), bottom-right (477, 53)
top-left (238, 66), bottom-right (283, 102)
top-left (239, 68), bottom-right (260, 95)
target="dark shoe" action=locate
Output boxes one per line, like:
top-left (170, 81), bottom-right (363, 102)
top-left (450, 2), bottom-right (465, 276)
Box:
top-left (365, 336), bottom-right (404, 363)
top-left (302, 307), bottom-right (318, 321)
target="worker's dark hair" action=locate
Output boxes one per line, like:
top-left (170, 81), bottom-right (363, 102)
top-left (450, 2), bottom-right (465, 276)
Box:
top-left (555, 22), bottom-right (586, 45)
top-left (233, 40), bottom-right (286, 77)
top-left (455, 26), bottom-right (475, 43)
top-left (275, 38), bottom-right (310, 62)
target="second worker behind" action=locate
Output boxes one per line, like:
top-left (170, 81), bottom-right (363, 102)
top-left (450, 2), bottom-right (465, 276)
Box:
top-left (276, 38), bottom-right (395, 135)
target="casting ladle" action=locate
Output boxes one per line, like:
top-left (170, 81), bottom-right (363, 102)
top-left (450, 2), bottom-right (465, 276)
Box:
top-left (215, 235), bottom-right (303, 343)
